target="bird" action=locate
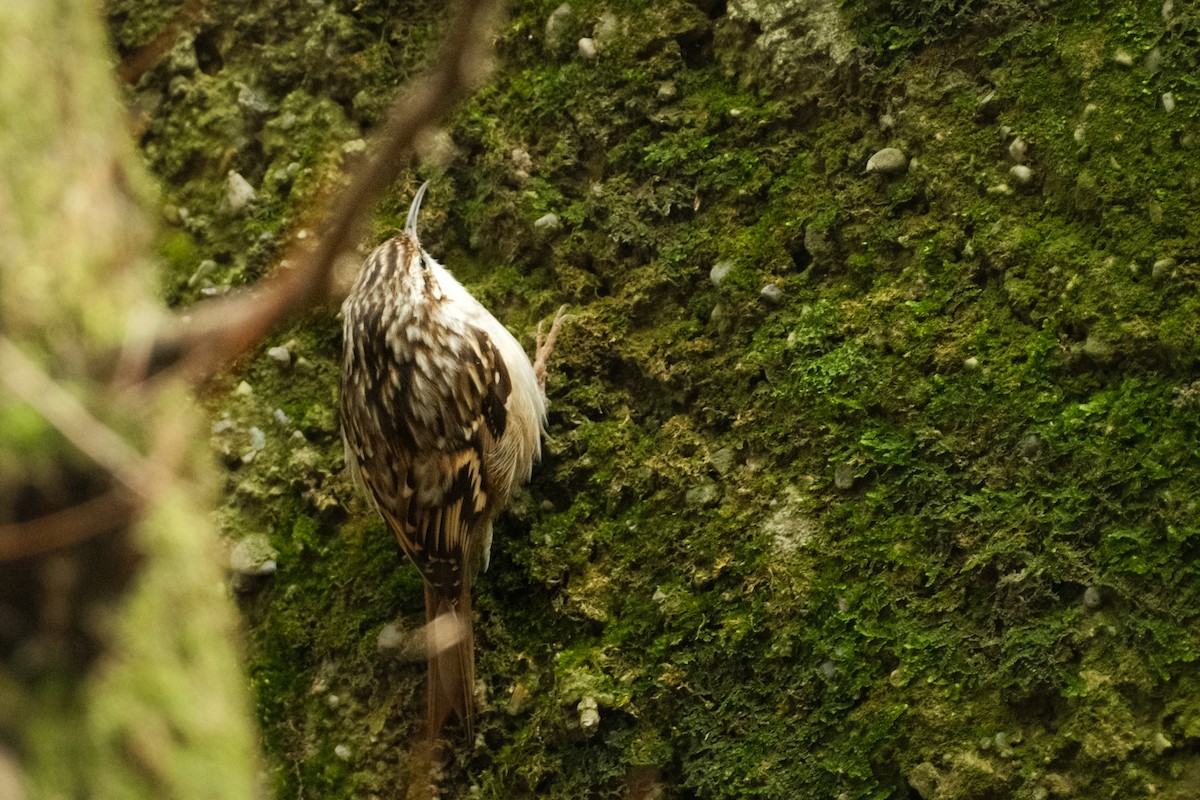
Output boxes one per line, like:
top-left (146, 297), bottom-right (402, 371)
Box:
top-left (339, 181), bottom-right (565, 742)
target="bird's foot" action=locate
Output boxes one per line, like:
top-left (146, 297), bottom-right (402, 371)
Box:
top-left (533, 304), bottom-right (569, 391)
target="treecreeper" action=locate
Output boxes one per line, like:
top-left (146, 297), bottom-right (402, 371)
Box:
top-left (339, 181), bottom-right (566, 741)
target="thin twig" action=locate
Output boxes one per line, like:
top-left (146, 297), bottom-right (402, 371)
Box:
top-left (0, 338), bottom-right (157, 499)
top-left (149, 0), bottom-right (507, 387)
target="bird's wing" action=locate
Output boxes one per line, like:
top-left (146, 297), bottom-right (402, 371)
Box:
top-left (344, 322), bottom-right (512, 596)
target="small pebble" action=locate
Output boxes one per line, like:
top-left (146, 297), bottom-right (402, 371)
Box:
top-left (577, 37), bottom-right (597, 61)
top-left (326, 694), bottom-right (340, 709)
top-left (212, 418), bottom-right (235, 435)
top-left (511, 147), bottom-right (533, 180)
top-left (1073, 125), bottom-right (1086, 144)
top-left (652, 587), bottom-right (667, 603)
top-left (964, 356), bottom-right (980, 370)
top-left (908, 762), bottom-right (941, 800)
top-left (709, 260), bottom-right (734, 286)
top-left (657, 81), bottom-right (677, 102)
top-left (1162, 92), bottom-right (1176, 113)
top-left (235, 380), bottom-right (253, 396)
top-left (710, 446), bottom-right (736, 475)
top-left (237, 83), bottom-right (271, 114)
top-left (819, 660), bottom-right (837, 680)
top-left (986, 183), bottom-right (1013, 196)
top-left (1145, 47), bottom-right (1162, 74)
top-left (833, 463), bottom-right (855, 490)
top-left (577, 697), bottom-right (600, 736)
top-left (1018, 433), bottom-right (1044, 460)
top-left (1008, 137), bottom-right (1028, 163)
top-left (334, 744), bottom-right (351, 760)
top-left (225, 171), bottom-right (257, 212)
top-left (267, 345), bottom-right (292, 367)
top-left (759, 283), bottom-right (784, 305)
top-left (1113, 49), bottom-right (1134, 67)
top-left (685, 480), bottom-right (720, 507)
top-left (976, 91), bottom-right (1004, 122)
top-left (230, 534), bottom-right (278, 577)
top-left (1152, 257), bottom-right (1177, 280)
top-left (534, 212), bottom-right (560, 231)
top-left (376, 621), bottom-right (405, 651)
top-left (273, 408), bottom-right (291, 426)
top-left (544, 2), bottom-right (574, 52)
top-left (188, 259), bottom-right (217, 288)
top-left (1083, 586), bottom-right (1103, 609)
top-left (594, 12), bottom-right (619, 44)
top-left (865, 147), bottom-right (907, 176)
top-left (1009, 164), bottom-right (1035, 190)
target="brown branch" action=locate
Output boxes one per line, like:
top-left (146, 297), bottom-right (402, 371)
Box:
top-left (149, 0), bottom-right (507, 387)
top-left (115, 0), bottom-right (209, 85)
top-left (0, 490), bottom-right (135, 562)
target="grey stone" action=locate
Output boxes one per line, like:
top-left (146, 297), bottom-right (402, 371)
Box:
top-left (685, 480), bottom-right (720, 507)
top-left (1019, 434), bottom-right (1044, 460)
top-left (865, 147), bottom-right (907, 176)
top-left (833, 462), bottom-right (855, 490)
top-left (230, 534), bottom-right (278, 577)
top-left (545, 3), bottom-right (574, 52)
top-left (1008, 136), bottom-right (1028, 164)
top-left (578, 697), bottom-right (600, 736)
top-left (709, 260), bottom-right (734, 286)
top-left (1153, 257), bottom-right (1177, 280)
top-left (266, 345), bottom-right (291, 366)
top-left (759, 282), bottom-right (784, 305)
top-left (225, 170), bottom-right (256, 212)
top-left (1009, 164), bottom-right (1035, 190)
top-left (908, 762), bottom-right (941, 800)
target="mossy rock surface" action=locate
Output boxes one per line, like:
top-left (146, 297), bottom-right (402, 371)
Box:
top-left (112, 0), bottom-right (1200, 797)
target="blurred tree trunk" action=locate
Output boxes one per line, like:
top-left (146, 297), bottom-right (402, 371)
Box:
top-left (0, 1), bottom-right (261, 797)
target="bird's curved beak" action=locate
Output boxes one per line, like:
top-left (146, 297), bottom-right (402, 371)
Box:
top-left (405, 180), bottom-right (431, 239)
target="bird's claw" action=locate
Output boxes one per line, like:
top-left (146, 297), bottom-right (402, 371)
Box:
top-left (534, 304), bottom-right (569, 390)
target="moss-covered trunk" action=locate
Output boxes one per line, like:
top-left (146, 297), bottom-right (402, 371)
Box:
top-left (96, 0), bottom-right (1200, 797)
top-left (0, 1), bottom-right (260, 797)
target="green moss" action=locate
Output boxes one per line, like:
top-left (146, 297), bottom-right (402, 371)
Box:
top-left (110, 0), bottom-right (1200, 796)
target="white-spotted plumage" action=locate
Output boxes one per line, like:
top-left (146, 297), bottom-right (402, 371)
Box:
top-left (339, 182), bottom-right (562, 742)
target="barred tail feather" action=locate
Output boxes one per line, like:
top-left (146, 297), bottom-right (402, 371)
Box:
top-left (424, 584), bottom-right (475, 742)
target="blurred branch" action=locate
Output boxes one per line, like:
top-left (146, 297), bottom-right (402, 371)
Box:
top-left (115, 0), bottom-right (209, 85)
top-left (149, 0), bottom-right (507, 387)
top-left (0, 338), bottom-right (158, 499)
top-left (0, 490), bottom-right (134, 562)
